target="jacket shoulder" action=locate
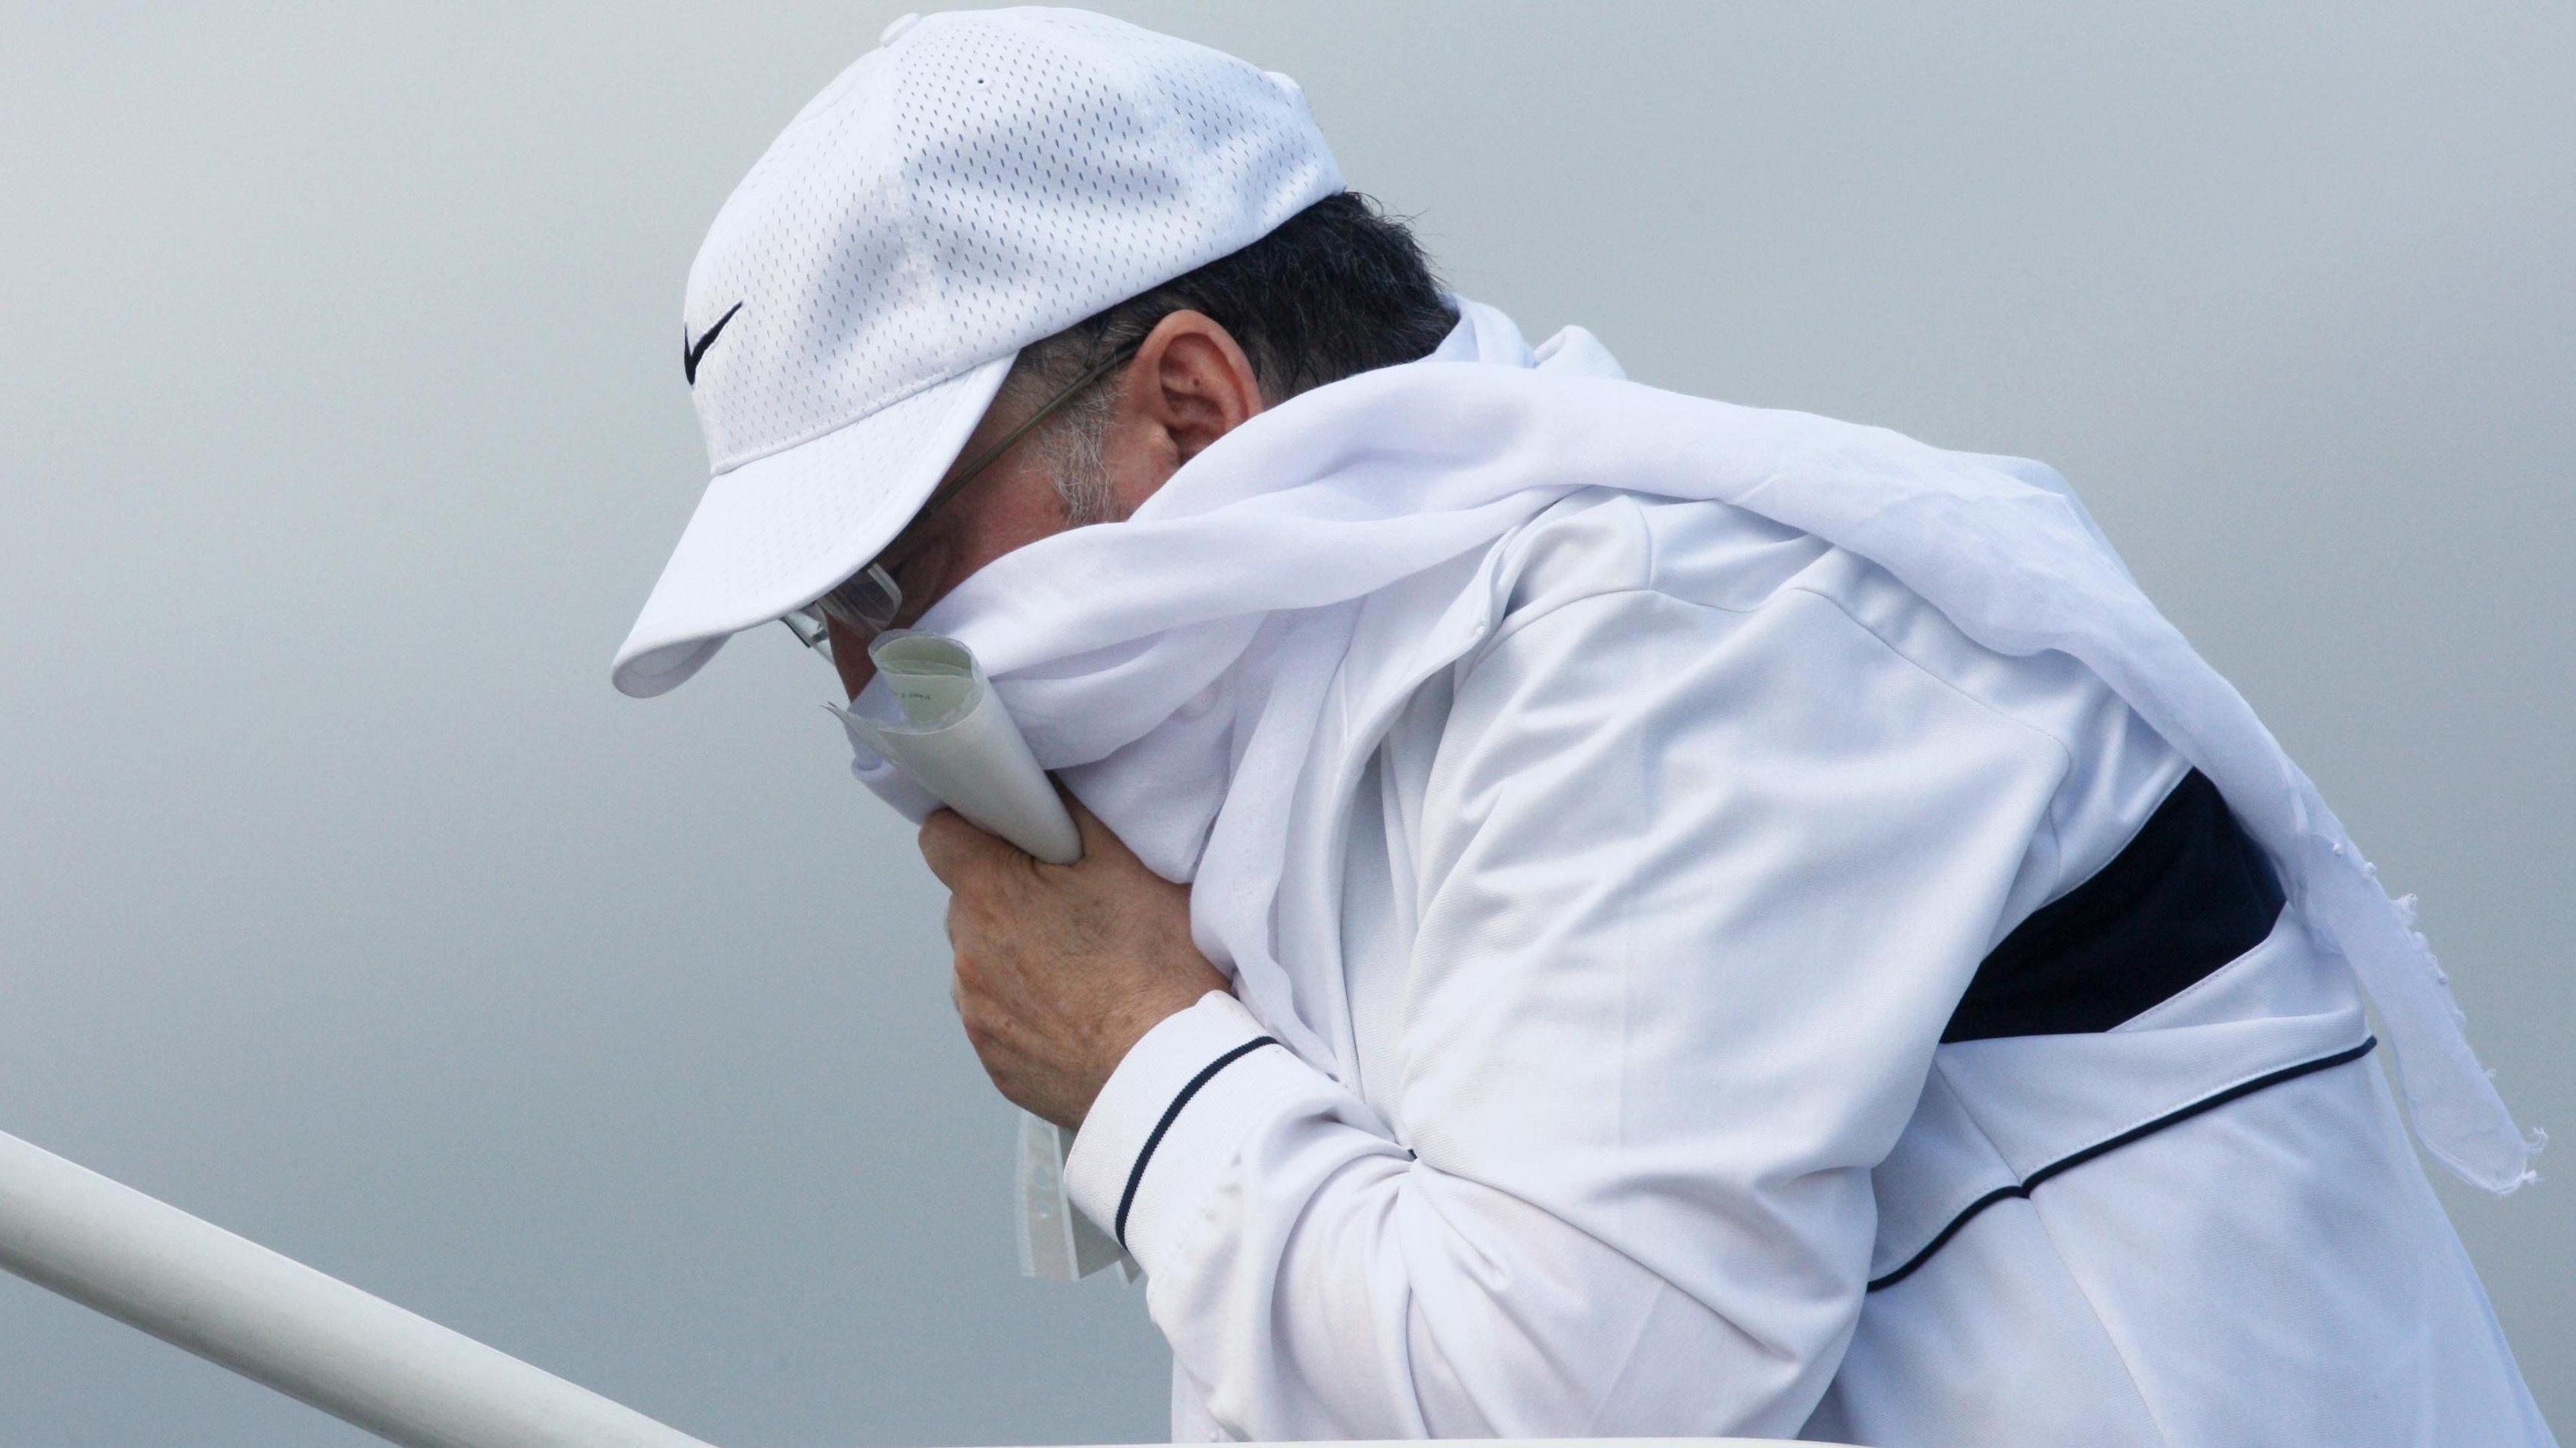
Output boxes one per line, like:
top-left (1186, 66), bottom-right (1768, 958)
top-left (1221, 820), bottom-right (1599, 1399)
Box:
top-left (1487, 487), bottom-right (1831, 642)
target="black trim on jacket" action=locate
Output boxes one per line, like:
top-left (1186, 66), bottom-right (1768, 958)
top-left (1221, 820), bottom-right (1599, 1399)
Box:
top-left (1867, 1036), bottom-right (2377, 1292)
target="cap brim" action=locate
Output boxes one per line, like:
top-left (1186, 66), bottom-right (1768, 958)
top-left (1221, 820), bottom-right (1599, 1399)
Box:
top-left (611, 355), bottom-right (1016, 698)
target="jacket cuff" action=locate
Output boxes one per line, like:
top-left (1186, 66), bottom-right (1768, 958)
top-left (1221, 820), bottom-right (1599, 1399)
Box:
top-left (1065, 991), bottom-right (1297, 1259)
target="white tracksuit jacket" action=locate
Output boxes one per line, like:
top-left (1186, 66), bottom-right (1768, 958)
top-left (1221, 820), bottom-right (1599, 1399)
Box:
top-left (1058, 486), bottom-right (2553, 1445)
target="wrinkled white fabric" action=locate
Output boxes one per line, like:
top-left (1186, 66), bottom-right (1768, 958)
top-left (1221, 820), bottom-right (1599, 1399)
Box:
top-left (851, 297), bottom-right (2532, 1194)
top-left (1052, 517), bottom-right (2546, 1441)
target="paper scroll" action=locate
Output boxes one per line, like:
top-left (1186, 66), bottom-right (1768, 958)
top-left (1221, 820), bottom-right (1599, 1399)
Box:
top-left (826, 630), bottom-right (1082, 865)
top-left (827, 632), bottom-right (1127, 1280)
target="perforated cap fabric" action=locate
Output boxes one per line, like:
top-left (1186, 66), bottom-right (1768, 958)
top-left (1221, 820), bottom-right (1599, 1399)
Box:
top-left (612, 7), bottom-right (1343, 696)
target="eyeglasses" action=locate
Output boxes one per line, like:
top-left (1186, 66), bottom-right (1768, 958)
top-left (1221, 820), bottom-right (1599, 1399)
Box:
top-left (780, 339), bottom-right (1142, 665)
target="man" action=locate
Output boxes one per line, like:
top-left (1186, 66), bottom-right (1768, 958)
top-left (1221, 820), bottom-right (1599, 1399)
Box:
top-left (614, 10), bottom-right (2551, 1445)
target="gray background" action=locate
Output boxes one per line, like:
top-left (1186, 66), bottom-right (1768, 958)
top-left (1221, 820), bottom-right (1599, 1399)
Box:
top-left (2, 3), bottom-right (2567, 1443)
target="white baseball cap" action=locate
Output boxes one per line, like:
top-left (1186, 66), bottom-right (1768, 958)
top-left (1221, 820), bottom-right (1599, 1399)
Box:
top-left (610, 7), bottom-right (1342, 698)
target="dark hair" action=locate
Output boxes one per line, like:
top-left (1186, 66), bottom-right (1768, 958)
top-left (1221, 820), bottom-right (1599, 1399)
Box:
top-left (1012, 191), bottom-right (1455, 404)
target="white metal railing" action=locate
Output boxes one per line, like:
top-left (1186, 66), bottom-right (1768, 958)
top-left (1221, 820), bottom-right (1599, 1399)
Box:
top-left (0, 1123), bottom-right (1823, 1448)
top-left (0, 1126), bottom-right (712, 1448)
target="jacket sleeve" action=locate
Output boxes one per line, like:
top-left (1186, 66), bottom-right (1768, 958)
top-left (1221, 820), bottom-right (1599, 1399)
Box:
top-left (1064, 581), bottom-right (2076, 1440)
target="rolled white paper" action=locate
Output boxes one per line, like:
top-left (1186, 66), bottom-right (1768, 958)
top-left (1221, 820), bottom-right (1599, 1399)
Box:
top-left (1014, 1112), bottom-right (1134, 1283)
top-left (827, 631), bottom-right (1083, 865)
top-left (830, 633), bottom-right (1112, 1281)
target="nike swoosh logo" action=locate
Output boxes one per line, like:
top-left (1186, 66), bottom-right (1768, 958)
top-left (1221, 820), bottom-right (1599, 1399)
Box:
top-left (682, 301), bottom-right (743, 386)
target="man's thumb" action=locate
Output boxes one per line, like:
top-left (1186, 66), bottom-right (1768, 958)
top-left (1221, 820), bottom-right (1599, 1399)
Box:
top-left (918, 806), bottom-right (1025, 885)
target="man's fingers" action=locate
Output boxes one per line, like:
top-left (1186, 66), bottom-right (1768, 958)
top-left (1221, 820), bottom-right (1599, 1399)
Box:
top-left (918, 807), bottom-right (1026, 887)
top-left (1058, 787), bottom-right (1138, 868)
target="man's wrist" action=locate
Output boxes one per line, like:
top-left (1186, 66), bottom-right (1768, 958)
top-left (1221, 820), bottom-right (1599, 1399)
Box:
top-left (1053, 976), bottom-right (1220, 1127)
top-left (1063, 991), bottom-right (1281, 1251)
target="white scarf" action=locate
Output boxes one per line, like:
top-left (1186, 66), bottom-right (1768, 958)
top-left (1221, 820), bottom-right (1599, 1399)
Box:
top-left (853, 299), bottom-right (2536, 1194)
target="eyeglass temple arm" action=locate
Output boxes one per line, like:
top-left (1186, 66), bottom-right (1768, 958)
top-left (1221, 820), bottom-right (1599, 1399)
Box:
top-left (907, 340), bottom-right (1142, 530)
top-left (780, 340), bottom-right (1141, 660)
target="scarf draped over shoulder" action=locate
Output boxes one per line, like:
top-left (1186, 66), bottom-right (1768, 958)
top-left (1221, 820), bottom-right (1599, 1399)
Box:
top-left (850, 299), bottom-right (2537, 1194)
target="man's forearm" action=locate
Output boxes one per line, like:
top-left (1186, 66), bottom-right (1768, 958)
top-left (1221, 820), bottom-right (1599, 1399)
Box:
top-left (1060, 993), bottom-right (1855, 1440)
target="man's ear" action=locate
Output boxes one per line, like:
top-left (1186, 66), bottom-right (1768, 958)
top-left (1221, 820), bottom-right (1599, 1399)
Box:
top-left (1106, 311), bottom-right (1266, 512)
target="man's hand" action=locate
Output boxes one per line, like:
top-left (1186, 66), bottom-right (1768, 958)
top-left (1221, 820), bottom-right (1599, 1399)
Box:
top-left (920, 795), bottom-right (1231, 1129)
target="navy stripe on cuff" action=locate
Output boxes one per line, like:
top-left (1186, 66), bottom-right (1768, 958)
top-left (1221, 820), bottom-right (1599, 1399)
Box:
top-left (1113, 1036), bottom-right (1279, 1249)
